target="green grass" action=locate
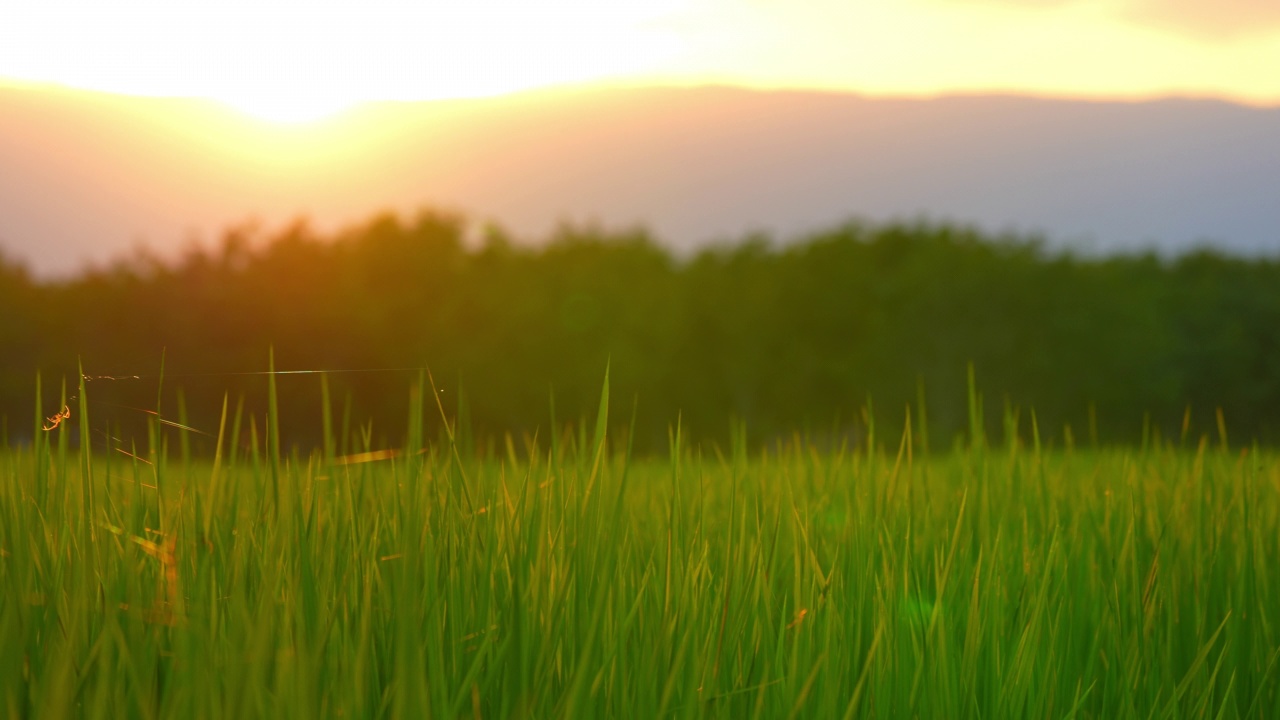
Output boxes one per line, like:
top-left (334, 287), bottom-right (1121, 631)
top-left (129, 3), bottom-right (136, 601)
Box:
top-left (3, 371), bottom-right (1280, 718)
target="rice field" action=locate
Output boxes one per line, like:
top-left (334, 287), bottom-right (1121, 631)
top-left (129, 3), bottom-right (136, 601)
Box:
top-left (3, 369), bottom-right (1280, 718)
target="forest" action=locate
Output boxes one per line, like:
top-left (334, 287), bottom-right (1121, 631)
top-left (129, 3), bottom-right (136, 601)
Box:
top-left (2, 209), bottom-right (1278, 452)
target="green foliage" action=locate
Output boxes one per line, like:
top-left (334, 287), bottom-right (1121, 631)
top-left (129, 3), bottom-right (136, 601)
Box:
top-left (4, 210), bottom-right (1280, 452)
top-left (3, 389), bottom-right (1280, 718)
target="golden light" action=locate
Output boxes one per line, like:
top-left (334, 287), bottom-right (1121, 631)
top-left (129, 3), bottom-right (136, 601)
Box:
top-left (0, 0), bottom-right (688, 124)
top-left (3, 0), bottom-right (1279, 117)
top-left (216, 91), bottom-right (361, 126)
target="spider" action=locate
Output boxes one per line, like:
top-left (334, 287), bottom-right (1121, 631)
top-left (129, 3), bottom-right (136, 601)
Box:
top-left (42, 405), bottom-right (71, 431)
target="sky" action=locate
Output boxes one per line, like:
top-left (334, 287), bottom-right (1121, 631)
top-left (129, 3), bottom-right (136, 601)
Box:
top-left (3, 0), bottom-right (1280, 123)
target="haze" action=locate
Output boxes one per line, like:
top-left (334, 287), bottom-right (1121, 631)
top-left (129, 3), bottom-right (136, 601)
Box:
top-left (3, 0), bottom-right (1280, 274)
top-left (1, 83), bottom-right (1279, 276)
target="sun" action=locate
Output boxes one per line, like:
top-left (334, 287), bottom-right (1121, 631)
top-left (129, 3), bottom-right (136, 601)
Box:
top-left (0, 1), bottom-right (687, 126)
top-left (217, 88), bottom-right (361, 125)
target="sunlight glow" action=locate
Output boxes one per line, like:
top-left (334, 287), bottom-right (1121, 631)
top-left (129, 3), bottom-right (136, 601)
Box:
top-left (0, 0), bottom-right (687, 123)
top-left (2, 0), bottom-right (1280, 115)
top-left (638, 0), bottom-right (1280, 106)
top-left (217, 92), bottom-right (361, 125)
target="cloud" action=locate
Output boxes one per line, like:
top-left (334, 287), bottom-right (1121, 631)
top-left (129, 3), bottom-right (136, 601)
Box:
top-left (935, 0), bottom-right (1280, 41)
top-left (1123, 0), bottom-right (1280, 42)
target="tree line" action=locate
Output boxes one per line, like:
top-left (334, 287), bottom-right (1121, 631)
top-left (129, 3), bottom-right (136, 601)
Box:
top-left (2, 209), bottom-right (1278, 453)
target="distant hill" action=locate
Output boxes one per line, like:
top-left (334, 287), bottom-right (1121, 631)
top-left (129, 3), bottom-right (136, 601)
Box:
top-left (2, 83), bottom-right (1278, 276)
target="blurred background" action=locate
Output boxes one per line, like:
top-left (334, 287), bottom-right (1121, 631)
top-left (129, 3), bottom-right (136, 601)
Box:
top-left (3, 214), bottom-right (1278, 452)
top-left (2, 0), bottom-right (1278, 451)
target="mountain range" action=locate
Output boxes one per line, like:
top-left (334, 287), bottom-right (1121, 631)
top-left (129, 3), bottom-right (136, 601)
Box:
top-left (2, 83), bottom-right (1278, 276)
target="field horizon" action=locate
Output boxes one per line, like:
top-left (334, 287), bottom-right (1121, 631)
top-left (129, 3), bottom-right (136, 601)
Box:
top-left (7, 2), bottom-right (1279, 716)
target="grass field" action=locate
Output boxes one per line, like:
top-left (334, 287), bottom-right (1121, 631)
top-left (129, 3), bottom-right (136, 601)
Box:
top-left (3, 369), bottom-right (1280, 718)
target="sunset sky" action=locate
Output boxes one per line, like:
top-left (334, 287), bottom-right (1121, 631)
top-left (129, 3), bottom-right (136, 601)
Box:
top-left (4, 0), bottom-right (1280, 122)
